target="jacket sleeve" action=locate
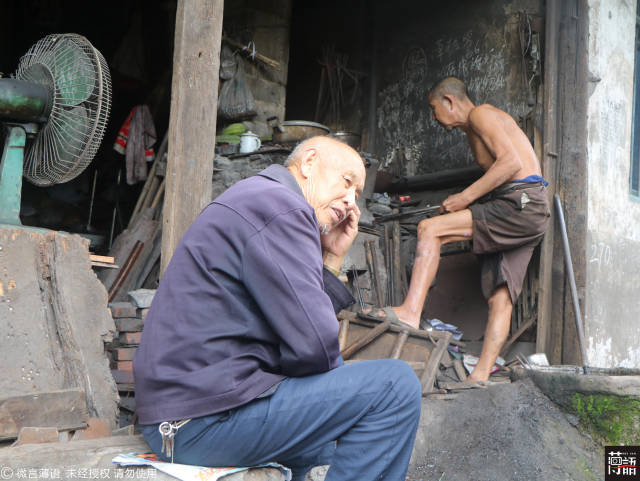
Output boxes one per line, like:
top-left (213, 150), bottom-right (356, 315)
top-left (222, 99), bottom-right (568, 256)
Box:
top-left (242, 208), bottom-right (342, 376)
top-left (322, 267), bottom-right (355, 313)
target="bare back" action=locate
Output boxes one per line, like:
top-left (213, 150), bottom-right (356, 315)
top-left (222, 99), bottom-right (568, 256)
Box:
top-left (466, 104), bottom-right (541, 180)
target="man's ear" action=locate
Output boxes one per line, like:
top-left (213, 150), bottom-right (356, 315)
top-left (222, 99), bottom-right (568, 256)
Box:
top-left (299, 148), bottom-right (318, 179)
top-left (443, 94), bottom-right (455, 111)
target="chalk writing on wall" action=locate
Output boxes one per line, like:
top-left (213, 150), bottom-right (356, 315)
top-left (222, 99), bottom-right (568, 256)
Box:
top-left (588, 241), bottom-right (612, 269)
top-left (376, 28), bottom-right (527, 177)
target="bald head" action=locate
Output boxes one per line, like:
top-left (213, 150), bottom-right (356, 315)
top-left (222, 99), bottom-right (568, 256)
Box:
top-left (285, 136), bottom-right (362, 168)
top-left (285, 135), bottom-right (365, 233)
top-left (429, 77), bottom-right (470, 102)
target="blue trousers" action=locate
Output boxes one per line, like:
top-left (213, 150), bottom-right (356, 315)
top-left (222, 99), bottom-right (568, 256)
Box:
top-left (140, 359), bottom-right (422, 481)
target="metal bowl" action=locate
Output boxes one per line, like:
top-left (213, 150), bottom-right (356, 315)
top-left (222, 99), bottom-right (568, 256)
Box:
top-left (273, 120), bottom-right (330, 143)
top-left (329, 131), bottom-right (361, 150)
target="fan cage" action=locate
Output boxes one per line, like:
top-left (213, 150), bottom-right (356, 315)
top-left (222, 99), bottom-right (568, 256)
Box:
top-left (14, 33), bottom-right (112, 186)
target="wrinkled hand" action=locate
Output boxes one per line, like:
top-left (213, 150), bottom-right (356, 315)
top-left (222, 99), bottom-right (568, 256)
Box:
top-left (440, 192), bottom-right (472, 213)
top-left (321, 203), bottom-right (361, 260)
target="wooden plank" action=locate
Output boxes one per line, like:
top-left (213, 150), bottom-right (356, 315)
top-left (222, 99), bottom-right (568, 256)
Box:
top-left (90, 261), bottom-right (119, 269)
top-left (537, 0), bottom-right (560, 363)
top-left (420, 331), bottom-right (452, 395)
top-left (13, 427), bottom-right (59, 445)
top-left (0, 389), bottom-right (88, 440)
top-left (98, 213), bottom-right (157, 293)
top-left (107, 241), bottom-right (145, 302)
top-left (440, 350), bottom-right (453, 368)
top-left (338, 310), bottom-right (465, 346)
top-left (389, 330), bottom-right (409, 359)
top-left (338, 319), bottom-right (350, 351)
top-left (341, 320), bottom-right (391, 360)
top-left (453, 358), bottom-right (467, 382)
top-left (90, 255), bottom-right (114, 263)
top-left (161, 0), bottom-right (223, 276)
top-left (128, 159), bottom-right (157, 227)
top-left (500, 315), bottom-right (537, 358)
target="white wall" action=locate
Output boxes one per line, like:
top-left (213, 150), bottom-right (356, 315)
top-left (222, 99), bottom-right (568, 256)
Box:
top-left (586, 0), bottom-right (640, 367)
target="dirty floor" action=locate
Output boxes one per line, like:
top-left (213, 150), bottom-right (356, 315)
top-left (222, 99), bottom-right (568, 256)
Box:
top-left (408, 377), bottom-right (603, 481)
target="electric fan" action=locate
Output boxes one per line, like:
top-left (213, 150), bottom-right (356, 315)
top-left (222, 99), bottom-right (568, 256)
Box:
top-left (0, 33), bottom-right (111, 225)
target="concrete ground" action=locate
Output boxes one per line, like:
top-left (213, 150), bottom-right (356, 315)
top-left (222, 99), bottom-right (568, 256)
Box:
top-left (408, 377), bottom-right (603, 481)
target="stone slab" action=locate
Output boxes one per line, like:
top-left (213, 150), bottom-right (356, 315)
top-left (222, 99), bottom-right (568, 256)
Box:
top-left (526, 369), bottom-right (640, 408)
top-left (0, 389), bottom-right (88, 440)
top-left (0, 435), bottom-right (285, 481)
top-left (0, 228), bottom-right (118, 429)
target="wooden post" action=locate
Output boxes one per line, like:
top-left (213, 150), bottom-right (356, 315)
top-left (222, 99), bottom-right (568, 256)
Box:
top-left (161, 0), bottom-right (224, 275)
top-left (536, 0), bottom-right (560, 360)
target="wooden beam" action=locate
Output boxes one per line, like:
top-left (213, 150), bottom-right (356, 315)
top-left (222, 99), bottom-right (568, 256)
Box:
top-left (501, 315), bottom-right (537, 359)
top-left (338, 310), bottom-right (465, 347)
top-left (341, 320), bottom-right (391, 360)
top-left (536, 0), bottom-right (560, 360)
top-left (90, 255), bottom-right (114, 263)
top-left (0, 389), bottom-right (88, 440)
top-left (161, 0), bottom-right (224, 275)
top-left (420, 331), bottom-right (452, 395)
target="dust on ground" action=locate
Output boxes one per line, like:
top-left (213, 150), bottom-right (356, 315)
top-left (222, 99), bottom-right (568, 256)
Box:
top-left (409, 378), bottom-right (603, 481)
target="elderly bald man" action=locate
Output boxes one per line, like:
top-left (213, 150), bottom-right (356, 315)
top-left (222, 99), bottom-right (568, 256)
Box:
top-left (134, 136), bottom-right (422, 481)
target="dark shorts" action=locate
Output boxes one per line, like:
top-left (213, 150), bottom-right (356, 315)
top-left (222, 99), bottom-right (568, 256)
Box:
top-left (469, 183), bottom-right (550, 304)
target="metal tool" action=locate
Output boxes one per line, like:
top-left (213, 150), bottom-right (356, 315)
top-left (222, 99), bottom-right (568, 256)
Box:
top-left (373, 204), bottom-right (441, 224)
top-left (365, 240), bottom-right (384, 306)
top-left (351, 265), bottom-right (365, 310)
top-left (554, 194), bottom-right (590, 375)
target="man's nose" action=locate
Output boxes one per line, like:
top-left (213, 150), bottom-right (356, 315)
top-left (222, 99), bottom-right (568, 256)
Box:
top-left (344, 188), bottom-right (356, 206)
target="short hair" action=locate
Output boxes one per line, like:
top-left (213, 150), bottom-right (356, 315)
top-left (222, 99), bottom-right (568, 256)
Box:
top-left (284, 140), bottom-right (306, 167)
top-left (429, 77), bottom-right (469, 102)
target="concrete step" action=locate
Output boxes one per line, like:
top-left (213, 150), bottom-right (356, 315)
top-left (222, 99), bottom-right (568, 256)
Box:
top-left (0, 435), bottom-right (286, 481)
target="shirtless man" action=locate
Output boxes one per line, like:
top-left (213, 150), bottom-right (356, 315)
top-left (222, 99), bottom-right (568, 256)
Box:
top-left (367, 77), bottom-right (550, 381)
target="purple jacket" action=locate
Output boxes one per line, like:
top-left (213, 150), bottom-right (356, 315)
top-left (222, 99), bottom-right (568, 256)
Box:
top-left (133, 165), bottom-right (354, 424)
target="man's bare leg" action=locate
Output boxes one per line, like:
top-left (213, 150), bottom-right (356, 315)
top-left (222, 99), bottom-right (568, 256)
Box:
top-left (467, 285), bottom-right (512, 382)
top-left (366, 210), bottom-right (473, 328)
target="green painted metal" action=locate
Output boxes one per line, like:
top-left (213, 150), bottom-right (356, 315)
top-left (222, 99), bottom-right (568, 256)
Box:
top-left (0, 79), bottom-right (51, 122)
top-left (0, 125), bottom-right (26, 225)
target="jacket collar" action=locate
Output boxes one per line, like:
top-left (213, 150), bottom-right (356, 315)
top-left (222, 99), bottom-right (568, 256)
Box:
top-left (257, 164), bottom-right (305, 199)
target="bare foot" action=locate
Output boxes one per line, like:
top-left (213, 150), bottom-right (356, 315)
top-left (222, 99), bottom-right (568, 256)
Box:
top-left (466, 368), bottom-right (490, 382)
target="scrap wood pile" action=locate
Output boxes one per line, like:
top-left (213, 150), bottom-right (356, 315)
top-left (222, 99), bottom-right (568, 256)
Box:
top-left (337, 310), bottom-right (512, 396)
top-left (0, 389), bottom-right (131, 446)
top-left (97, 135), bottom-right (168, 302)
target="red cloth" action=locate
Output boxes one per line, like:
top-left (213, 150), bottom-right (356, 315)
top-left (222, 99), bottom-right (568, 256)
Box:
top-left (114, 105), bottom-right (157, 184)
